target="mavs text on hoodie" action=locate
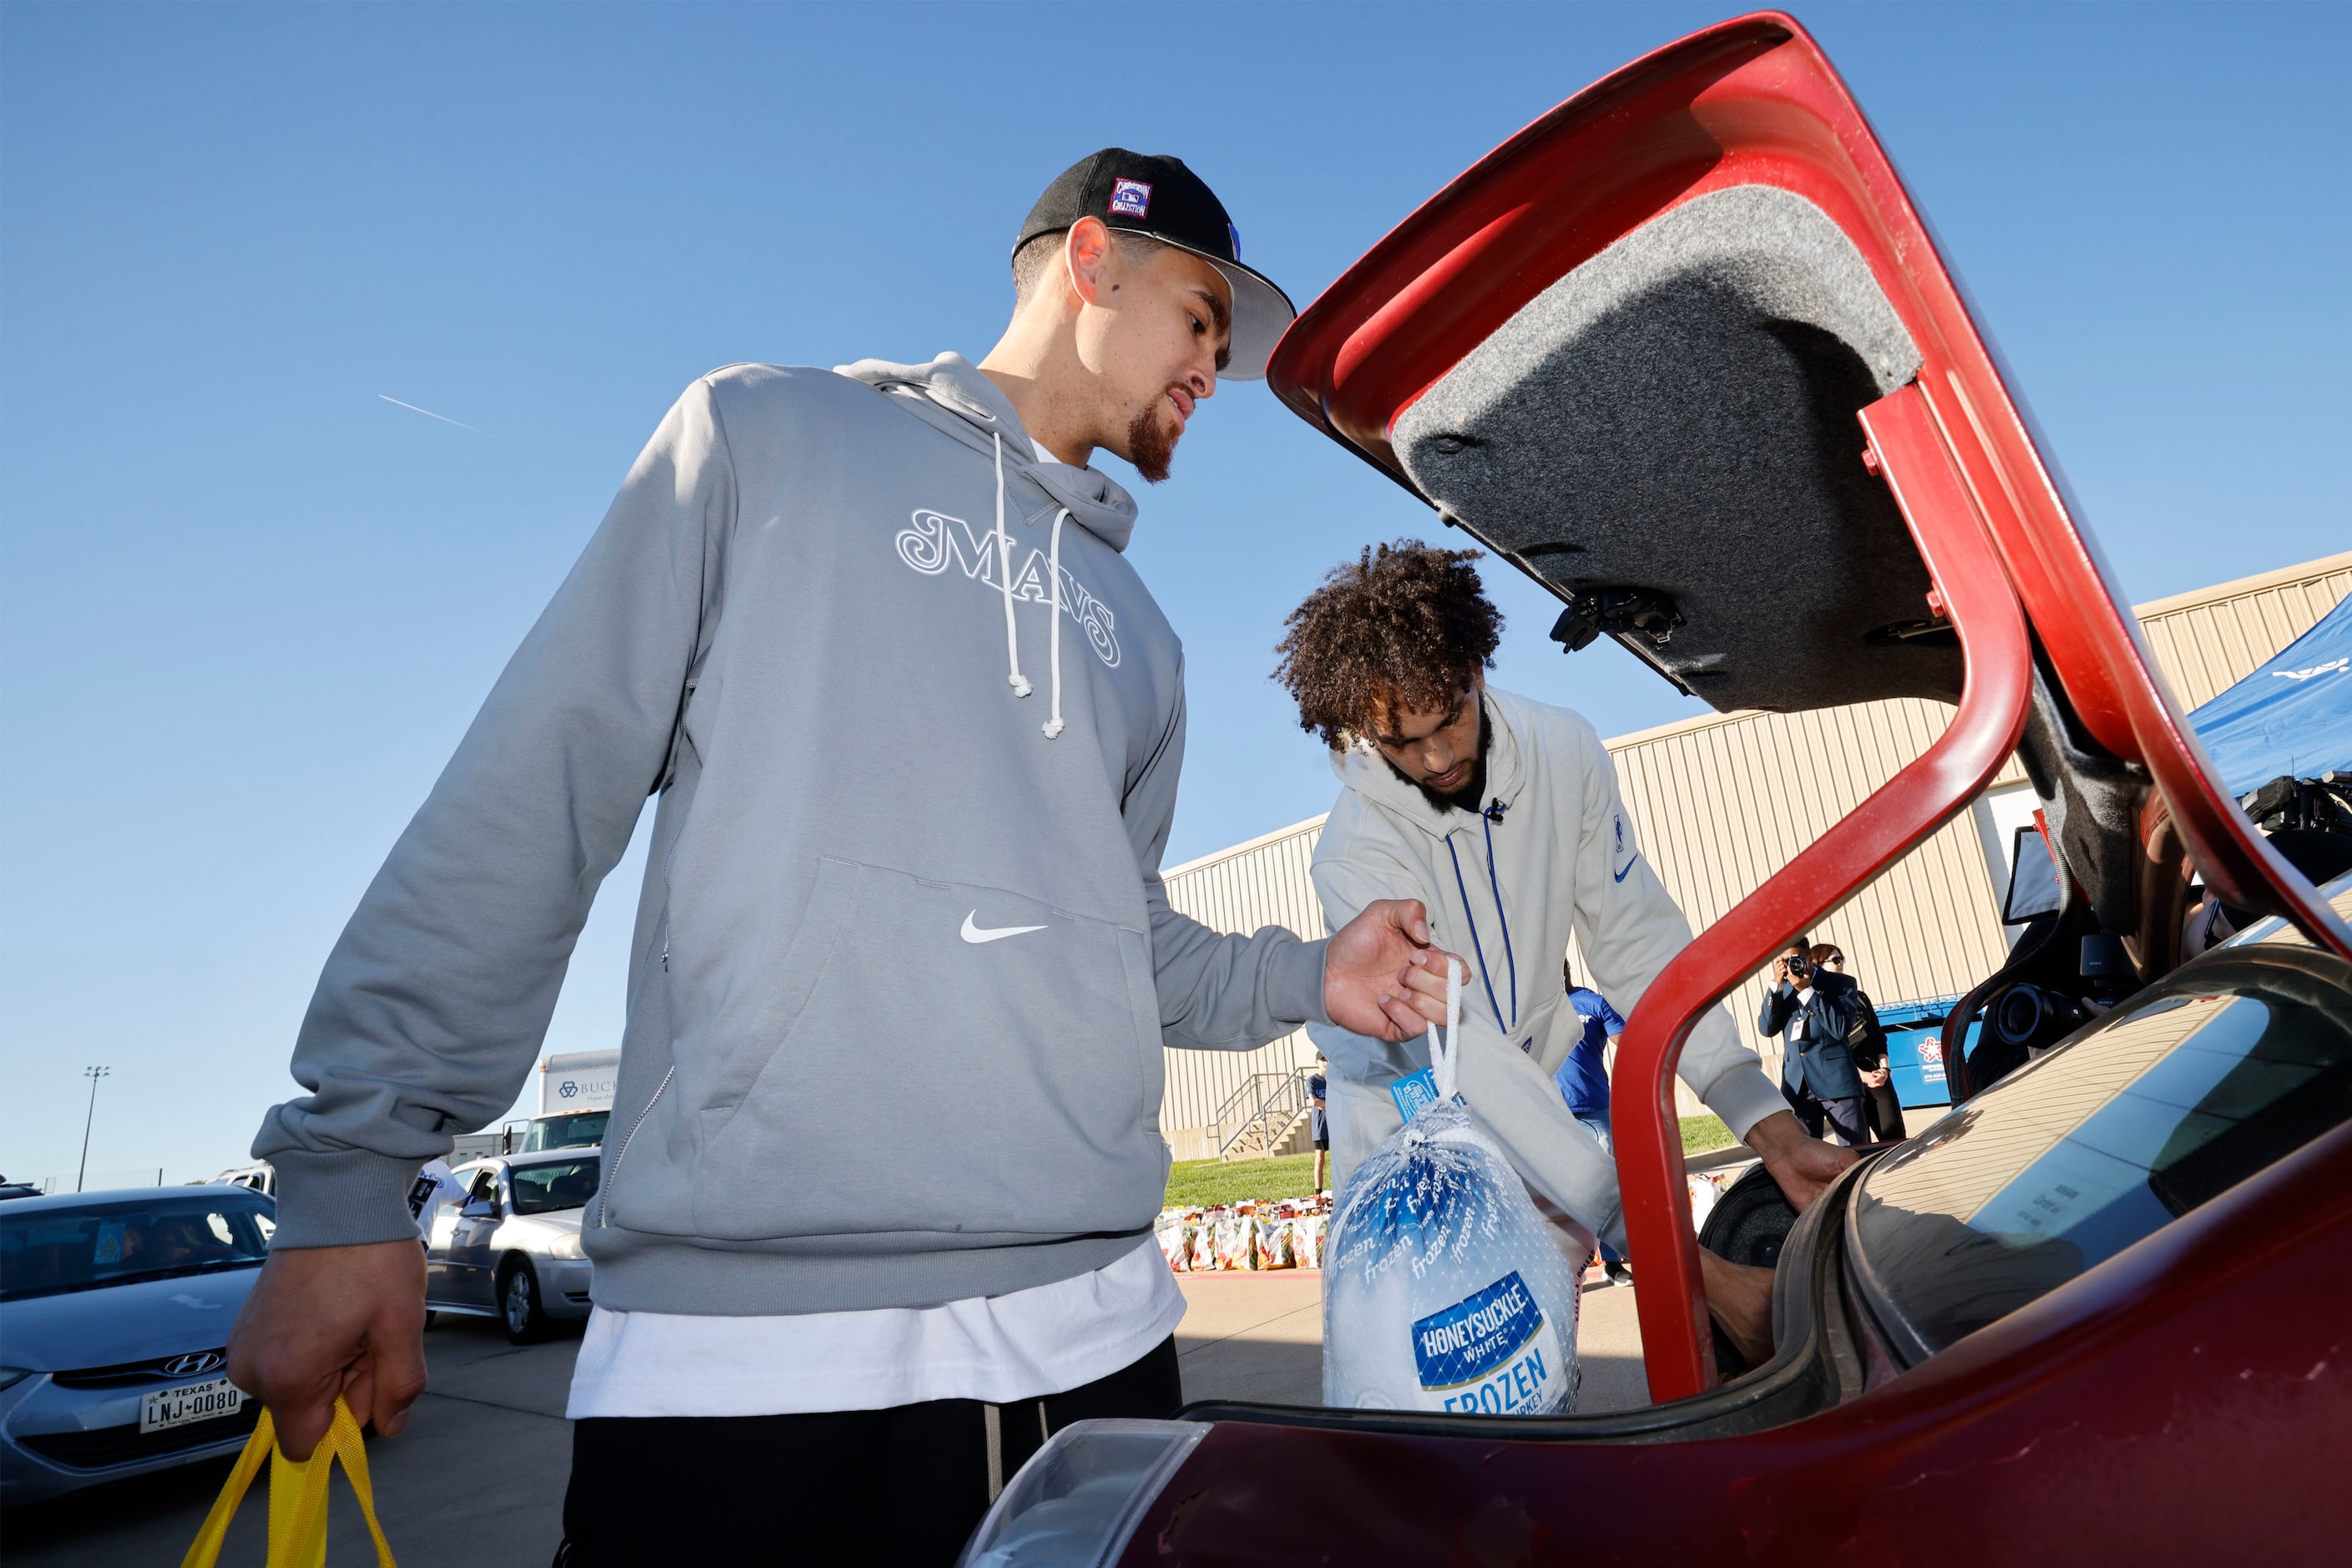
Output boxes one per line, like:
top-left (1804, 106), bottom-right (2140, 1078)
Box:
top-left (256, 356), bottom-right (1333, 1335)
top-left (565, 436), bottom-right (1188, 1418)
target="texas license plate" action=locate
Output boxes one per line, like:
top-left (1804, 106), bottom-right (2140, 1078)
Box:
top-left (140, 1376), bottom-right (244, 1434)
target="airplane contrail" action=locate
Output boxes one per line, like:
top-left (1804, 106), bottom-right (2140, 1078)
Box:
top-left (377, 394), bottom-right (482, 432)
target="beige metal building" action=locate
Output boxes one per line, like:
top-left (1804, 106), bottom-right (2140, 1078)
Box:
top-left (1158, 551), bottom-right (2352, 1161)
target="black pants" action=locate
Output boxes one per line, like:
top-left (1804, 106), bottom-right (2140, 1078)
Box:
top-left (558, 1336), bottom-right (1181, 1568)
top-left (1783, 1083), bottom-right (1869, 1147)
top-left (1862, 1079), bottom-right (1909, 1141)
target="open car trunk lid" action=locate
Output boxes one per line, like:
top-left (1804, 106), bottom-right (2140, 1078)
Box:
top-left (1266, 9), bottom-right (2350, 1399)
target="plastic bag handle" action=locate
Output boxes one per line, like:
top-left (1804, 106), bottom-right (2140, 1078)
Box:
top-left (182, 1395), bottom-right (397, 1568)
top-left (1426, 957), bottom-right (1464, 1100)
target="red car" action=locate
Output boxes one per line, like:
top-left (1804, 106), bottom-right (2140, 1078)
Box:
top-left (958, 14), bottom-right (2352, 1565)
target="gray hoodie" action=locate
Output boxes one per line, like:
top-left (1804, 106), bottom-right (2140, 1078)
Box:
top-left (256, 354), bottom-right (1331, 1315)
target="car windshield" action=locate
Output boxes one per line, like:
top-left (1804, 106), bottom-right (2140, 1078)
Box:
top-left (1847, 944), bottom-right (2352, 1363)
top-left (508, 1158), bottom-right (599, 1216)
top-left (513, 1111), bottom-right (608, 1153)
top-left (0, 1194), bottom-right (275, 1301)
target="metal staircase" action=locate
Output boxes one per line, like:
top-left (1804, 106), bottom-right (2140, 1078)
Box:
top-left (1206, 1067), bottom-right (1317, 1162)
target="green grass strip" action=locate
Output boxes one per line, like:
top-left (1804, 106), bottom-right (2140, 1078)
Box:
top-left (1163, 1116), bottom-right (1740, 1207)
top-left (1164, 1153), bottom-right (1320, 1208)
top-left (1681, 1113), bottom-right (1736, 1156)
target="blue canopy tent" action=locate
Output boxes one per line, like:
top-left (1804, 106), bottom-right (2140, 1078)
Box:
top-left (2187, 594), bottom-right (2352, 796)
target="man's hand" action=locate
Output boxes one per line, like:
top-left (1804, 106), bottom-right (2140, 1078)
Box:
top-left (1697, 1248), bottom-right (1775, 1367)
top-left (1323, 899), bottom-right (1459, 1040)
top-left (227, 1239), bottom-right (428, 1461)
top-left (1743, 1109), bottom-right (1858, 1212)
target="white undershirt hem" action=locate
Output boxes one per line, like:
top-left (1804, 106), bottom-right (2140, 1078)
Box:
top-left (565, 1238), bottom-right (1186, 1419)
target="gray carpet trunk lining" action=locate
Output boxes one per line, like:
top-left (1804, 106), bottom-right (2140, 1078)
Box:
top-left (1393, 185), bottom-right (1955, 714)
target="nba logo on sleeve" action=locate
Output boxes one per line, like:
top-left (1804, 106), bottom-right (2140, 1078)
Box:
top-left (1109, 179), bottom-right (1152, 218)
top-left (1610, 810), bottom-right (1641, 883)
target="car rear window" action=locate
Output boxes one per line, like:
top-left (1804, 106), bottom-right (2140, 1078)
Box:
top-left (0, 1193), bottom-right (274, 1301)
top-left (514, 1111), bottom-right (609, 1153)
top-left (508, 1158), bottom-right (599, 1216)
top-left (1847, 946), bottom-right (2352, 1363)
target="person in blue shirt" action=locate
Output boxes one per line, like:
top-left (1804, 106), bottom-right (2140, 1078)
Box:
top-left (1308, 1053), bottom-right (1330, 1194)
top-left (1555, 962), bottom-right (1634, 1286)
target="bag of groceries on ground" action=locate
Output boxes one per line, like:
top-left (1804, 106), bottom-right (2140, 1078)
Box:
top-left (1323, 959), bottom-right (1581, 1416)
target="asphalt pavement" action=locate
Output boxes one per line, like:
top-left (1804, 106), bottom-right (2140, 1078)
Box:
top-left (7, 1313), bottom-right (574, 1565)
top-left (6, 1272), bottom-right (1652, 1563)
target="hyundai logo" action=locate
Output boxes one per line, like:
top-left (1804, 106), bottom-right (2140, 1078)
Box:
top-left (163, 1351), bottom-right (225, 1378)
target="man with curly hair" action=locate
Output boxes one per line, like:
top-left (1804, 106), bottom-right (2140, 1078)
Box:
top-left (1275, 541), bottom-right (1858, 1359)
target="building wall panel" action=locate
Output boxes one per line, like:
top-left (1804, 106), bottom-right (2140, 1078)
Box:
top-left (2136, 553), bottom-right (2352, 711)
top-left (1157, 818), bottom-right (1330, 1144)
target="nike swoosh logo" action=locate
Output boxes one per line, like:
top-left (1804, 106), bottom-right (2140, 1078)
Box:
top-left (961, 911), bottom-right (1048, 944)
top-left (1612, 852), bottom-right (1641, 884)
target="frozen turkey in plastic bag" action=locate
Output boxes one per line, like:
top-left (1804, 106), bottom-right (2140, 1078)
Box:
top-left (1323, 960), bottom-right (1581, 1416)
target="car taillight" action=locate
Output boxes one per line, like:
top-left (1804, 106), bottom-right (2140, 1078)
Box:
top-left (956, 1419), bottom-right (1207, 1568)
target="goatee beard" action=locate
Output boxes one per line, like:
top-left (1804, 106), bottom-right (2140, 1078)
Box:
top-left (1125, 402), bottom-right (1177, 484)
top-left (1383, 713), bottom-right (1493, 815)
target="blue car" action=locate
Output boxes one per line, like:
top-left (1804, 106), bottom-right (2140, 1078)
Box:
top-left (0, 1186), bottom-right (275, 1506)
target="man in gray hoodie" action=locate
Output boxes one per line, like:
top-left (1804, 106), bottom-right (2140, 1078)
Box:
top-left (227, 151), bottom-right (1454, 1564)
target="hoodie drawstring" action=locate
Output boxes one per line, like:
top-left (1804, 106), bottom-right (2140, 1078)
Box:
top-left (990, 432), bottom-right (1069, 741)
top-left (1043, 507), bottom-right (1069, 739)
top-left (1482, 811), bottom-right (1518, 1023)
top-left (993, 433), bottom-right (1032, 700)
top-left (1444, 814), bottom-right (1518, 1034)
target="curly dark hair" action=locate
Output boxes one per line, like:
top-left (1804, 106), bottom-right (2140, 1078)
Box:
top-left (1272, 540), bottom-right (1503, 748)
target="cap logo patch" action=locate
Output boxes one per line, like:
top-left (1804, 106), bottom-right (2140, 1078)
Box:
top-left (1109, 178), bottom-right (1152, 219)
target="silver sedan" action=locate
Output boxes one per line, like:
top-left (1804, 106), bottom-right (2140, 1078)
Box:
top-left (0, 1186), bottom-right (274, 1506)
top-left (425, 1149), bottom-right (599, 1344)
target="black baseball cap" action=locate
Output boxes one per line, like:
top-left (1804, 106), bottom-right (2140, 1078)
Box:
top-left (1017, 149), bottom-right (1296, 381)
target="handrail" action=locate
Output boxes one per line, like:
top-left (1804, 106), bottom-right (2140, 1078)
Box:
top-left (1207, 1069), bottom-right (1316, 1161)
top-left (1610, 383), bottom-right (2033, 1404)
top-left (1236, 1071), bottom-right (1308, 1159)
top-left (1205, 1072), bottom-right (1275, 1133)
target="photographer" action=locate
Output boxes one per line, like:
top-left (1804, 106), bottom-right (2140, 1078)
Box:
top-left (1755, 937), bottom-right (1869, 1147)
top-left (1813, 944), bottom-right (1904, 1141)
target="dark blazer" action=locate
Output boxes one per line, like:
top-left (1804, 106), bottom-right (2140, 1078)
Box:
top-left (1847, 989), bottom-right (1888, 1071)
top-left (1757, 970), bottom-right (1865, 1101)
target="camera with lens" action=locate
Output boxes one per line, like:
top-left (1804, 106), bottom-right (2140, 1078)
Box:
top-left (1990, 983), bottom-right (2090, 1058)
top-left (1783, 953), bottom-right (1812, 983)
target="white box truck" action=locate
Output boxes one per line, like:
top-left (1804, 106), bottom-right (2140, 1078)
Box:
top-left (540, 1050), bottom-right (620, 1117)
top-left (500, 1050), bottom-right (620, 1154)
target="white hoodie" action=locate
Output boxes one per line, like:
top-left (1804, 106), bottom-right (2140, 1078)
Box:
top-left (1306, 685), bottom-right (1783, 1250)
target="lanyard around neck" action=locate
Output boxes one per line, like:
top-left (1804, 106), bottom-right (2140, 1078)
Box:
top-left (1444, 810), bottom-right (1518, 1034)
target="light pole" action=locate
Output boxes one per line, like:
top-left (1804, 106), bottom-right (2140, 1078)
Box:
top-left (77, 1066), bottom-right (109, 1193)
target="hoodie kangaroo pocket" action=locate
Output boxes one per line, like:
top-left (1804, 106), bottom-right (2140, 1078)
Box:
top-left (690, 858), bottom-right (1162, 1242)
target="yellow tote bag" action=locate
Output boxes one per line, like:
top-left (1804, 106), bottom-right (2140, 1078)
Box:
top-left (181, 1396), bottom-right (396, 1568)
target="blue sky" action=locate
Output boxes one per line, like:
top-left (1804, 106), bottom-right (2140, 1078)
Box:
top-left (3, 3), bottom-right (2344, 1186)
